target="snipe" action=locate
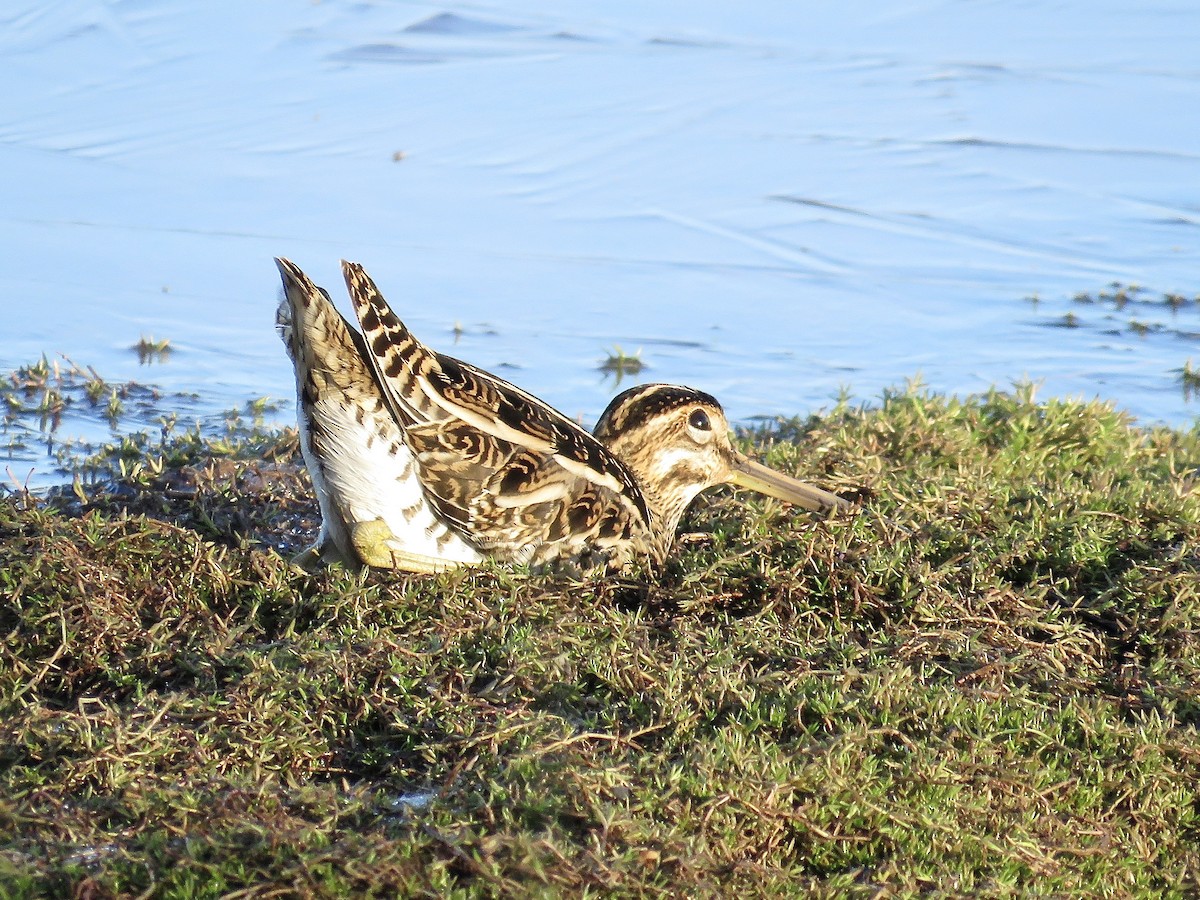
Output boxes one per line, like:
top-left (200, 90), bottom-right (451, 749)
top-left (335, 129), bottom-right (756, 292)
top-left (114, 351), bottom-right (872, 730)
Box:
top-left (276, 258), bottom-right (852, 574)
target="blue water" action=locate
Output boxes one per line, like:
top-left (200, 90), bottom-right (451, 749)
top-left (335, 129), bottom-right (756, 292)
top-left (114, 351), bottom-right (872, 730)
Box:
top-left (3, 0), bottom-right (1199, 485)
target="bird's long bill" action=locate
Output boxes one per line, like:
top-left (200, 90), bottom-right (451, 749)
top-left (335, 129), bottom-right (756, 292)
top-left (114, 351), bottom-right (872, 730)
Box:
top-left (728, 453), bottom-right (853, 515)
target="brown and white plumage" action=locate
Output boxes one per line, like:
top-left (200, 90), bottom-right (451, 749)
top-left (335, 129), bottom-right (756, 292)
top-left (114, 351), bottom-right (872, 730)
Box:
top-left (275, 258), bottom-right (482, 571)
top-left (343, 260), bottom-right (655, 572)
top-left (276, 257), bottom-right (852, 575)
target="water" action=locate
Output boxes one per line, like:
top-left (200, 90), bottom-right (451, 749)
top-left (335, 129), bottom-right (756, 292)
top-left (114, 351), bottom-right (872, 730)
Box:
top-left (3, 0), bottom-right (1199, 486)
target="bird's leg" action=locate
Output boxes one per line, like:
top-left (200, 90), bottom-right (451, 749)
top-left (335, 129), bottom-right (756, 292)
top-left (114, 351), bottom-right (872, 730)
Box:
top-left (290, 543), bottom-right (327, 572)
top-left (349, 518), bottom-right (472, 574)
top-left (290, 527), bottom-right (353, 571)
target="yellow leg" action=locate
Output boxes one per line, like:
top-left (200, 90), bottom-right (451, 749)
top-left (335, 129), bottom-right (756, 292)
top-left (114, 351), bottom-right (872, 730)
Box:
top-left (290, 534), bottom-right (357, 571)
top-left (290, 543), bottom-right (326, 572)
top-left (349, 518), bottom-right (470, 574)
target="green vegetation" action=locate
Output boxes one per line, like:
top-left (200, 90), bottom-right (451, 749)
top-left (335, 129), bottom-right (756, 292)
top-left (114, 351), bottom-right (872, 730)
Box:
top-left (1038, 281), bottom-right (1200, 345)
top-left (599, 346), bottom-right (646, 383)
top-left (1033, 281), bottom-right (1200, 405)
top-left (1, 354), bottom-right (285, 493)
top-left (1180, 360), bottom-right (1200, 401)
top-left (132, 336), bottom-right (173, 365)
top-left (2, 374), bottom-right (1200, 896)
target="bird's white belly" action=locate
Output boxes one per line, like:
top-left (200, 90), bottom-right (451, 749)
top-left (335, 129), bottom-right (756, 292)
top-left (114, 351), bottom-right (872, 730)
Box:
top-left (309, 397), bottom-right (484, 565)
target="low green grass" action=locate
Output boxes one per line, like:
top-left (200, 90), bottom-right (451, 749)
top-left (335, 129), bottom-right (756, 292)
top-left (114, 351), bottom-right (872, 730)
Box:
top-left (2, 381), bottom-right (1199, 897)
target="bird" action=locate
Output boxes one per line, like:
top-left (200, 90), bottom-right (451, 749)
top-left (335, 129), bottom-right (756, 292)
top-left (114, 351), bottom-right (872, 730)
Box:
top-left (275, 257), bottom-right (852, 575)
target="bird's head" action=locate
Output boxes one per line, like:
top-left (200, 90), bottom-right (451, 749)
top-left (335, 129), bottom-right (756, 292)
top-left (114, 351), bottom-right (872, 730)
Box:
top-left (593, 384), bottom-right (850, 547)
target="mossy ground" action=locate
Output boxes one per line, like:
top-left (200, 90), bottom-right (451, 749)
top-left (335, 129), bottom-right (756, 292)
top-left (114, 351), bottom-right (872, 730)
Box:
top-left (2, 381), bottom-right (1199, 897)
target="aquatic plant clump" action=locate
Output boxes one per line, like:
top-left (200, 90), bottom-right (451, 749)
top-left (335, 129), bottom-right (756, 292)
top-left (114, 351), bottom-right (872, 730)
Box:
top-left (0, 353), bottom-right (288, 494)
top-left (1033, 282), bottom-right (1200, 401)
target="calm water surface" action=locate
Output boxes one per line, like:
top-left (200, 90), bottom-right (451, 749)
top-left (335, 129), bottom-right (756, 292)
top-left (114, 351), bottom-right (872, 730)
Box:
top-left (3, 1), bottom-right (1199, 485)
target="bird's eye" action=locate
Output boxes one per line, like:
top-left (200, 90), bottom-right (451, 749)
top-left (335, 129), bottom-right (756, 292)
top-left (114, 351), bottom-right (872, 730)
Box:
top-left (688, 409), bottom-right (711, 431)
